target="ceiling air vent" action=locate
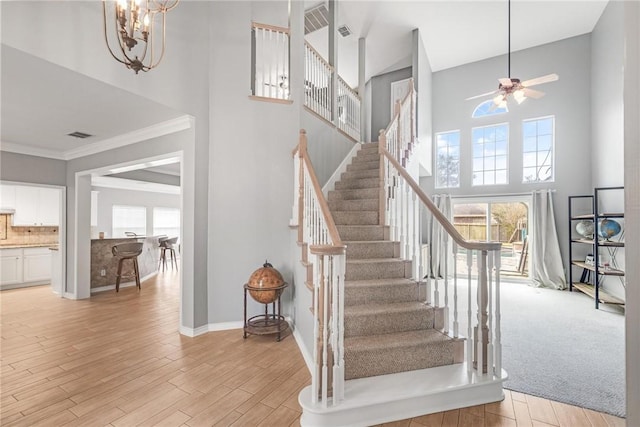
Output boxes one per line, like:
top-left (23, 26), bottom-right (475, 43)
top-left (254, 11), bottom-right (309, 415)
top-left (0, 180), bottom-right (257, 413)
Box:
top-left (337, 25), bottom-right (351, 37)
top-left (67, 131), bottom-right (93, 139)
top-left (305, 4), bottom-right (329, 35)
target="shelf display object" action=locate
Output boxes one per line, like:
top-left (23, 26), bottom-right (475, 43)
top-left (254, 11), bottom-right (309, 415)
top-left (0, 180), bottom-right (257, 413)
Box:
top-left (568, 187), bottom-right (625, 309)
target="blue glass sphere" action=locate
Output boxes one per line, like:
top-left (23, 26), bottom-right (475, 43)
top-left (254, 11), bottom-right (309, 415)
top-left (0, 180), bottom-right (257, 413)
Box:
top-left (598, 219), bottom-right (622, 240)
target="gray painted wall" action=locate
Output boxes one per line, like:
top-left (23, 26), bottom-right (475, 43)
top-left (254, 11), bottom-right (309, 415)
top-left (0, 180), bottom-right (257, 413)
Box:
top-left (590, 1), bottom-right (625, 300)
top-left (412, 29), bottom-right (433, 176)
top-left (370, 67), bottom-right (413, 139)
top-left (427, 35), bottom-right (593, 283)
top-left (0, 152), bottom-right (66, 185)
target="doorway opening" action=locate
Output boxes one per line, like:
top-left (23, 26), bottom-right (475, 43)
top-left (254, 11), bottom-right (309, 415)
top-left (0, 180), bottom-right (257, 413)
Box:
top-left (452, 197), bottom-right (530, 279)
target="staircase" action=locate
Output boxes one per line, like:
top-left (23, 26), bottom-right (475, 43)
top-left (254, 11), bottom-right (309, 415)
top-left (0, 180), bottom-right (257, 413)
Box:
top-left (327, 143), bottom-right (463, 380)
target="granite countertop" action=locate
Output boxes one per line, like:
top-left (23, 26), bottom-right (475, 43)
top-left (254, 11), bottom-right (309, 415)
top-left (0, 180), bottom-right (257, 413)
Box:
top-left (0, 243), bottom-right (59, 249)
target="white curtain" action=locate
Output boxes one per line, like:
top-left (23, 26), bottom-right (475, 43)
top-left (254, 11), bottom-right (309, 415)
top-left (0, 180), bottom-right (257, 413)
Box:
top-left (530, 190), bottom-right (567, 290)
top-left (426, 194), bottom-right (452, 279)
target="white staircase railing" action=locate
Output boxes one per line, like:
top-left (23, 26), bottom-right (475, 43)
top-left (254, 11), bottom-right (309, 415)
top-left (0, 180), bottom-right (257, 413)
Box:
top-left (251, 22), bottom-right (290, 101)
top-left (378, 78), bottom-right (503, 378)
top-left (292, 129), bottom-right (346, 407)
top-left (304, 41), bottom-right (361, 142)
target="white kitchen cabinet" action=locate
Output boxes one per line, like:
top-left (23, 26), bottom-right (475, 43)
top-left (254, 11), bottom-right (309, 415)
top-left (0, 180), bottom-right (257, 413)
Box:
top-left (0, 248), bottom-right (23, 286)
top-left (0, 184), bottom-right (16, 210)
top-left (23, 247), bottom-right (52, 283)
top-left (13, 186), bottom-right (60, 226)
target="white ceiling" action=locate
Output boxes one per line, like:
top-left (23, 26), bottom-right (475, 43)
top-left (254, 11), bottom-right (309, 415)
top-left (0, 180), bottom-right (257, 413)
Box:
top-left (308, 0), bottom-right (608, 85)
top-left (0, 45), bottom-right (184, 159)
top-left (1, 1), bottom-right (608, 161)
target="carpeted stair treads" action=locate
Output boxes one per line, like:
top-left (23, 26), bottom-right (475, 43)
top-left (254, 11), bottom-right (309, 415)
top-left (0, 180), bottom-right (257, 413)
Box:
top-left (327, 143), bottom-right (463, 380)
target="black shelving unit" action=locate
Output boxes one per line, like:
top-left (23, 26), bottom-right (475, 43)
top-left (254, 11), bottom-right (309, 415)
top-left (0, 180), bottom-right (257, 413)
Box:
top-left (568, 187), bottom-right (625, 309)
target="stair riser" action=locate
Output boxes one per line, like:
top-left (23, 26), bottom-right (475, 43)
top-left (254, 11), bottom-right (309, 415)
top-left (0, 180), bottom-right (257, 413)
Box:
top-left (345, 241), bottom-right (399, 259)
top-left (329, 198), bottom-right (378, 212)
top-left (345, 261), bottom-right (408, 280)
top-left (328, 188), bottom-right (379, 201)
top-left (335, 178), bottom-right (379, 190)
top-left (352, 153), bottom-right (380, 163)
top-left (346, 161), bottom-right (379, 171)
top-left (344, 306), bottom-right (434, 337)
top-left (344, 340), bottom-right (464, 380)
top-left (344, 283), bottom-right (418, 306)
top-left (333, 211), bottom-right (378, 225)
top-left (337, 226), bottom-right (387, 241)
top-left (341, 169), bottom-right (379, 180)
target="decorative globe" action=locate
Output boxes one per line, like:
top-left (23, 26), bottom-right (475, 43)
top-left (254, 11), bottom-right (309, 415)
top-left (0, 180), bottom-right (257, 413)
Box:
top-left (575, 220), bottom-right (594, 239)
top-left (598, 219), bottom-right (622, 240)
top-left (247, 261), bottom-right (285, 304)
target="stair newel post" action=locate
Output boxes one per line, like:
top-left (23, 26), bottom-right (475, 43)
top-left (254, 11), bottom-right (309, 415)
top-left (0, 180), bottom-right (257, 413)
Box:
top-left (399, 178), bottom-right (407, 260)
top-left (395, 100), bottom-right (402, 163)
top-left (443, 233), bottom-right (449, 334)
top-left (298, 130), bottom-right (307, 244)
top-left (424, 216), bottom-right (432, 306)
top-left (475, 250), bottom-right (489, 375)
top-left (311, 251), bottom-right (321, 404)
top-left (321, 253), bottom-right (329, 407)
top-left (334, 247), bottom-right (346, 403)
top-left (378, 130), bottom-right (387, 227)
top-left (487, 250), bottom-right (495, 376)
top-left (412, 191), bottom-right (420, 280)
top-left (494, 249), bottom-right (502, 377)
top-left (404, 179), bottom-right (411, 262)
top-left (452, 242), bottom-right (459, 338)
top-left (466, 249), bottom-right (473, 372)
top-left (433, 219), bottom-right (441, 308)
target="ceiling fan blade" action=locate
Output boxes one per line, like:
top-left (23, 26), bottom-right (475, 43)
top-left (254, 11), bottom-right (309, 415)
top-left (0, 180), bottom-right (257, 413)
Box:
top-left (465, 90), bottom-right (499, 101)
top-left (522, 88), bottom-right (545, 99)
top-left (521, 73), bottom-right (559, 87)
top-left (499, 78), bottom-right (513, 88)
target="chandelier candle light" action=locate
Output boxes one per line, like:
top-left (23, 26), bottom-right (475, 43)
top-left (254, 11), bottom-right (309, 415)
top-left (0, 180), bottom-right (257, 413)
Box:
top-left (103, 0), bottom-right (179, 74)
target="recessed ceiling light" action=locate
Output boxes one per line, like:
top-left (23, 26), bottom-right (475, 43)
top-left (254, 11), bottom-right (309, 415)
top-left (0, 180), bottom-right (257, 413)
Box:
top-left (67, 131), bottom-right (93, 139)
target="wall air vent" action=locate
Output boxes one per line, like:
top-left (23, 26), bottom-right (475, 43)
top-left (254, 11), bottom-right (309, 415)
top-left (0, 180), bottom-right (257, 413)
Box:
top-left (305, 3), bottom-right (329, 35)
top-left (67, 131), bottom-right (93, 139)
top-left (337, 25), bottom-right (351, 37)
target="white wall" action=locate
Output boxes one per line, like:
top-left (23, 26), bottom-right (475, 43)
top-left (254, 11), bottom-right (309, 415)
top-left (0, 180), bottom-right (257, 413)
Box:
top-left (92, 186), bottom-right (180, 239)
top-left (427, 35), bottom-right (593, 280)
top-left (590, 1), bottom-right (625, 300)
top-left (412, 28), bottom-right (433, 177)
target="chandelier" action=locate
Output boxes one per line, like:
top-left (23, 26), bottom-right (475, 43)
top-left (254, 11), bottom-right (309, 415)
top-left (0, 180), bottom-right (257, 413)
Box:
top-left (102, 0), bottom-right (179, 74)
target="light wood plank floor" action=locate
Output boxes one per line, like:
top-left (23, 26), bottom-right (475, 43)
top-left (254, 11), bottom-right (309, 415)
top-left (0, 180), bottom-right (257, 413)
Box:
top-left (1, 272), bottom-right (626, 427)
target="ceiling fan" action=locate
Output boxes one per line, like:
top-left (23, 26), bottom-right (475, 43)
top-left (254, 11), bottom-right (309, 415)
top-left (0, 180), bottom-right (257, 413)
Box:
top-left (466, 0), bottom-right (559, 108)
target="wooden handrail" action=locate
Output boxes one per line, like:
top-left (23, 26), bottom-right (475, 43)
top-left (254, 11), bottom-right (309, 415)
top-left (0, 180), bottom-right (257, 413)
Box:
top-left (298, 130), bottom-right (344, 248)
top-left (251, 21), bottom-right (290, 34)
top-left (304, 41), bottom-right (334, 72)
top-left (379, 145), bottom-right (501, 252)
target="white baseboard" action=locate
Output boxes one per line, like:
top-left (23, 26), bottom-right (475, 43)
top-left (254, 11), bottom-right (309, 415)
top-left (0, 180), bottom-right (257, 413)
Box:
top-left (208, 321), bottom-right (244, 332)
top-left (179, 324), bottom-right (210, 337)
top-left (291, 320), bottom-right (313, 374)
top-left (0, 280), bottom-right (49, 291)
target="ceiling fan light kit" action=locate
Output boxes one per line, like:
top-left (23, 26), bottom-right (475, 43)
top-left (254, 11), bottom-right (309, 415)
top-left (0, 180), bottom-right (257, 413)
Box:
top-left (466, 0), bottom-right (559, 108)
top-left (102, 0), bottom-right (179, 74)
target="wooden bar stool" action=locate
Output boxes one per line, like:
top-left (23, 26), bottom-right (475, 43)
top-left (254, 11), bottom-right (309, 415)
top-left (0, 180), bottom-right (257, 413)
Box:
top-left (159, 237), bottom-right (179, 271)
top-left (112, 242), bottom-right (144, 292)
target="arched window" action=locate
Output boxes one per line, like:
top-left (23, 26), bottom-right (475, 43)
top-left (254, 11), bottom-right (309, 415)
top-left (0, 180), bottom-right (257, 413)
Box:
top-left (472, 100), bottom-right (508, 118)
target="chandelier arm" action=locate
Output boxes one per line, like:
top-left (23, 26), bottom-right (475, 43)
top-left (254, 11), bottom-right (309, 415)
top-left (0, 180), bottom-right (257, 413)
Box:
top-left (103, 1), bottom-right (130, 66)
top-left (149, 12), bottom-right (168, 70)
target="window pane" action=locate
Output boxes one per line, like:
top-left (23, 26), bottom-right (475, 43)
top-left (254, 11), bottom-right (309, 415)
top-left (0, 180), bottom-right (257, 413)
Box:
top-left (473, 124), bottom-right (509, 186)
top-left (153, 207), bottom-right (180, 242)
top-left (495, 170), bottom-right (507, 184)
top-left (522, 117), bottom-right (555, 183)
top-left (523, 152), bottom-right (537, 167)
top-left (484, 171), bottom-right (495, 185)
top-left (523, 137), bottom-right (537, 152)
top-left (435, 130), bottom-right (460, 188)
top-left (112, 205), bottom-right (146, 238)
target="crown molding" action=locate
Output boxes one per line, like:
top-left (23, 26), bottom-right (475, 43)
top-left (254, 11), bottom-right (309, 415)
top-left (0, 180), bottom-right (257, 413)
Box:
top-left (0, 115), bottom-right (192, 162)
top-left (0, 141), bottom-right (67, 160)
top-left (64, 115), bottom-right (192, 160)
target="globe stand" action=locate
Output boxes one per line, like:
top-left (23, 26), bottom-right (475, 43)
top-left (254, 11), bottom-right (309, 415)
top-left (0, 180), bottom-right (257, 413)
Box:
top-left (243, 282), bottom-right (289, 341)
